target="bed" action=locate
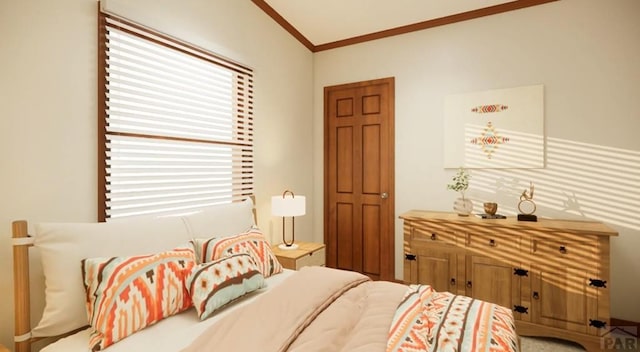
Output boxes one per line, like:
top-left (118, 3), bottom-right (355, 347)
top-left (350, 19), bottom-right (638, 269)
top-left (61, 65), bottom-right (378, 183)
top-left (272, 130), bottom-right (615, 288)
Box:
top-left (11, 197), bottom-right (519, 352)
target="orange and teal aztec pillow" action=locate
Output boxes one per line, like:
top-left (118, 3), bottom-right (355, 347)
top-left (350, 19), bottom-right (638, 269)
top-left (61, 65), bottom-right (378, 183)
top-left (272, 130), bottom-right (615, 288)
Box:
top-left (81, 246), bottom-right (196, 351)
top-left (191, 228), bottom-right (283, 278)
top-left (186, 253), bottom-right (265, 320)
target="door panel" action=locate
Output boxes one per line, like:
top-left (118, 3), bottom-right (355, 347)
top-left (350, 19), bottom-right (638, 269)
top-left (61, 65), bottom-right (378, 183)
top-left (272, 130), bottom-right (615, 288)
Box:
top-left (336, 97), bottom-right (354, 117)
top-left (530, 238), bottom-right (598, 334)
top-left (362, 94), bottom-right (380, 114)
top-left (336, 127), bottom-right (354, 193)
top-left (531, 265), bottom-right (598, 334)
top-left (467, 255), bottom-right (521, 318)
top-left (325, 77), bottom-right (395, 280)
top-left (336, 202), bottom-right (354, 270)
top-left (362, 125), bottom-right (380, 194)
top-left (413, 245), bottom-right (458, 294)
top-left (362, 204), bottom-right (381, 275)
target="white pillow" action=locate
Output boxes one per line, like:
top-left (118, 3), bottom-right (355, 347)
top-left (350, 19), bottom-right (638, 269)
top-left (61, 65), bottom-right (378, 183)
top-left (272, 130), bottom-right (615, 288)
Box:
top-left (182, 198), bottom-right (255, 239)
top-left (32, 215), bottom-right (191, 337)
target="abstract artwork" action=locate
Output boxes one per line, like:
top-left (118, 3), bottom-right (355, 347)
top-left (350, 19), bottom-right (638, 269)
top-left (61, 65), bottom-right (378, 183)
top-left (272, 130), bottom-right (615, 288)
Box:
top-left (443, 85), bottom-right (544, 169)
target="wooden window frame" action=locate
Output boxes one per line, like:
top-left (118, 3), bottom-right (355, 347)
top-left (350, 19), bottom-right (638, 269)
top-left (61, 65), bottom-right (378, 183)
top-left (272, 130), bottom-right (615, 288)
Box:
top-left (97, 11), bottom-right (254, 221)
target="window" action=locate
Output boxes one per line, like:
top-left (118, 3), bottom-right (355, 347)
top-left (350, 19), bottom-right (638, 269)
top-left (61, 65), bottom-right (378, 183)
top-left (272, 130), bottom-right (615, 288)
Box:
top-left (98, 12), bottom-right (253, 221)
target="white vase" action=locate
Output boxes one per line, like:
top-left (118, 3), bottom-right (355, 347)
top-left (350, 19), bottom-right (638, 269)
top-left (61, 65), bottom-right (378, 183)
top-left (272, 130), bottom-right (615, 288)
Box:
top-left (454, 197), bottom-right (473, 216)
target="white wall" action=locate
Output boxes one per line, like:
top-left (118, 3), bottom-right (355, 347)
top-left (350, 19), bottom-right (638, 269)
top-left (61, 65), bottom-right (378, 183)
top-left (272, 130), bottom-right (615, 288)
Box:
top-left (313, 0), bottom-right (640, 322)
top-left (0, 0), bottom-right (313, 349)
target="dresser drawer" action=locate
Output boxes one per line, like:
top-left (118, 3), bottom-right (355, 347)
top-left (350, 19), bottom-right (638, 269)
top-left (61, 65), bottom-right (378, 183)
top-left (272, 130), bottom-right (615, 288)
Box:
top-left (411, 224), bottom-right (459, 245)
top-left (295, 247), bottom-right (326, 269)
top-left (467, 233), bottom-right (521, 255)
top-left (532, 239), bottom-right (596, 269)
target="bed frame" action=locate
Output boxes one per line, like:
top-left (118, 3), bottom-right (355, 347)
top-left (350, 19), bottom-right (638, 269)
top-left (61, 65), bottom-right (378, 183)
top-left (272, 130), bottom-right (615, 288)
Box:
top-left (11, 196), bottom-right (258, 352)
top-left (13, 220), bottom-right (36, 352)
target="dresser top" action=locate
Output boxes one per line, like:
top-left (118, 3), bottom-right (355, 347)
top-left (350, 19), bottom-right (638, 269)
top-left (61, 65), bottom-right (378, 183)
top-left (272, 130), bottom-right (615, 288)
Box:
top-left (399, 210), bottom-right (618, 236)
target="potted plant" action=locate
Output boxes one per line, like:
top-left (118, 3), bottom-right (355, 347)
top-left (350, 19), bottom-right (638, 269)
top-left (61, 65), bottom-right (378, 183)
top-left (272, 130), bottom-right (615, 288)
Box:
top-left (447, 167), bottom-right (473, 216)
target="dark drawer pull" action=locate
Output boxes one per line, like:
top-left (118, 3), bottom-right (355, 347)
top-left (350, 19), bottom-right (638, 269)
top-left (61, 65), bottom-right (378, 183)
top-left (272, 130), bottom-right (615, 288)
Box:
top-left (514, 305), bottom-right (529, 314)
top-left (450, 278), bottom-right (456, 286)
top-left (489, 239), bottom-right (496, 247)
top-left (589, 278), bottom-right (607, 288)
top-left (466, 280), bottom-right (472, 288)
top-left (559, 246), bottom-right (567, 254)
top-left (513, 268), bottom-right (529, 277)
top-left (431, 233), bottom-right (437, 240)
top-left (533, 291), bottom-right (540, 300)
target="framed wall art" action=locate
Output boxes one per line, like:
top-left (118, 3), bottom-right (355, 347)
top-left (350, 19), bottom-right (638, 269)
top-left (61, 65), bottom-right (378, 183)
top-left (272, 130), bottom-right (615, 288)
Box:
top-left (443, 84), bottom-right (544, 169)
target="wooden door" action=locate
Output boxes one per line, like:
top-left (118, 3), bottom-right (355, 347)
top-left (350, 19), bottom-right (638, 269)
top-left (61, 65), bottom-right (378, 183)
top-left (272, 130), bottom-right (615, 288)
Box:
top-left (530, 239), bottom-right (599, 334)
top-left (324, 77), bottom-right (395, 281)
top-left (410, 245), bottom-right (460, 294)
top-left (466, 255), bottom-right (523, 319)
top-left (530, 267), bottom-right (598, 334)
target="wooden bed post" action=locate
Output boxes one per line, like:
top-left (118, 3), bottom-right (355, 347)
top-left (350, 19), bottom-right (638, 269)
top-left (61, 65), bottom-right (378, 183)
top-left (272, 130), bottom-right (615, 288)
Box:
top-left (249, 195), bottom-right (257, 224)
top-left (12, 220), bottom-right (32, 352)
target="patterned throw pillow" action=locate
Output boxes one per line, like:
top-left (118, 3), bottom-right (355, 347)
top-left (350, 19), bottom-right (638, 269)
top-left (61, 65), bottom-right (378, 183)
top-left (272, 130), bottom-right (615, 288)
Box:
top-left (191, 236), bottom-right (218, 264)
top-left (192, 228), bottom-right (283, 277)
top-left (82, 246), bottom-right (196, 351)
top-left (186, 253), bottom-right (265, 320)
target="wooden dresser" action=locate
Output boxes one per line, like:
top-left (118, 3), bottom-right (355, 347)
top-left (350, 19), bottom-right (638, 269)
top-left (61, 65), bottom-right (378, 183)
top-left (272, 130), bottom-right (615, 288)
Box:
top-left (400, 210), bottom-right (618, 352)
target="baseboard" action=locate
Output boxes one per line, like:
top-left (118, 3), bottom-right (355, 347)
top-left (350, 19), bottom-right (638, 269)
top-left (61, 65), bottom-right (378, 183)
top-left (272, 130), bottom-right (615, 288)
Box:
top-left (610, 317), bottom-right (640, 334)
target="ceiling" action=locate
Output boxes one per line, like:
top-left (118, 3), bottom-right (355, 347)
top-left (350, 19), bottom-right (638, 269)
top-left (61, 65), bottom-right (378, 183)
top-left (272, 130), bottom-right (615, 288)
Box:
top-left (252, 0), bottom-right (557, 52)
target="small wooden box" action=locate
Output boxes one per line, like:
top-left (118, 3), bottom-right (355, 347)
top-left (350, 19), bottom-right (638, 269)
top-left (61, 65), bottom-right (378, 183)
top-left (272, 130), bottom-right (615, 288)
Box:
top-left (272, 242), bottom-right (326, 270)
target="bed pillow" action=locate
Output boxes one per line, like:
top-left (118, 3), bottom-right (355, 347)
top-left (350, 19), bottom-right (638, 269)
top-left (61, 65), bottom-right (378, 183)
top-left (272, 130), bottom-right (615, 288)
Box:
top-left (82, 246), bottom-right (196, 351)
top-left (33, 215), bottom-right (192, 337)
top-left (192, 228), bottom-right (283, 277)
top-left (182, 197), bottom-right (255, 239)
top-left (187, 253), bottom-right (265, 320)
top-left (191, 236), bottom-right (219, 264)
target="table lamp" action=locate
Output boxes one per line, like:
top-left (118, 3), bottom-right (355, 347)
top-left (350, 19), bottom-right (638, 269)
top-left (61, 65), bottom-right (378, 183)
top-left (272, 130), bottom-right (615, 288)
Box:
top-left (271, 190), bottom-right (305, 250)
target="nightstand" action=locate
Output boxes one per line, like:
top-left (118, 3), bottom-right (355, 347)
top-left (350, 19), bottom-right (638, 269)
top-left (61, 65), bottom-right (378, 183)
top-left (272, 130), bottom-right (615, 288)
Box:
top-left (0, 343), bottom-right (9, 352)
top-left (272, 242), bottom-right (325, 270)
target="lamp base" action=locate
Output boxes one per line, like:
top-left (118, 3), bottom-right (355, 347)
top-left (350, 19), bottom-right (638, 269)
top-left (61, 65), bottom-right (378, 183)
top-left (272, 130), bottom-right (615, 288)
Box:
top-left (278, 243), bottom-right (299, 250)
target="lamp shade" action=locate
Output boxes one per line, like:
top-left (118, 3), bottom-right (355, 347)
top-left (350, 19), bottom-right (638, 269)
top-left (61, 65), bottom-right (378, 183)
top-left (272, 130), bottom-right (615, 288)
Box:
top-left (271, 194), bottom-right (306, 217)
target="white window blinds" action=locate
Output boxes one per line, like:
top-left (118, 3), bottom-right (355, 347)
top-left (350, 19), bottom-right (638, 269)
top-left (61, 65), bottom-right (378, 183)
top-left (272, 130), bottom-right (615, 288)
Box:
top-left (99, 14), bottom-right (254, 220)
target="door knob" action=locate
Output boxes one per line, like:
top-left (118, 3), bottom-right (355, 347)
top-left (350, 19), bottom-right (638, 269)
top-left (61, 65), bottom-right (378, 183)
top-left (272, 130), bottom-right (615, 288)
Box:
top-left (381, 192), bottom-right (389, 199)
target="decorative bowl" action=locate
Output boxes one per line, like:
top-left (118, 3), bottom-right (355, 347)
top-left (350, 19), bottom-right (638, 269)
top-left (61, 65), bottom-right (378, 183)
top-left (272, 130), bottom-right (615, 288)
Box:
top-left (483, 202), bottom-right (498, 215)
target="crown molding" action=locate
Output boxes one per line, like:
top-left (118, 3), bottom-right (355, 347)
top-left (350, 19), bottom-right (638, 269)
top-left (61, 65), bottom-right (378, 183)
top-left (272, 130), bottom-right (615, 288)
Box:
top-left (251, 0), bottom-right (315, 51)
top-left (252, 0), bottom-right (559, 52)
